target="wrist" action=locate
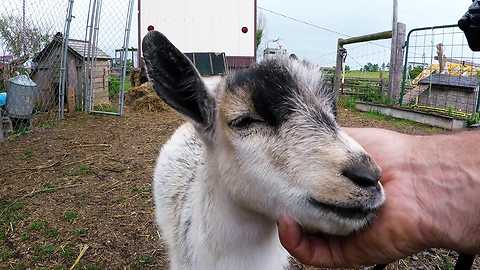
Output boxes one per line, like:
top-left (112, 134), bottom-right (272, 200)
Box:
top-left (410, 134), bottom-right (480, 253)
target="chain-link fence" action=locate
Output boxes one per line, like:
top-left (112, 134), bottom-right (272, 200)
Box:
top-left (400, 24), bottom-right (480, 117)
top-left (0, 0), bottom-right (134, 139)
top-left (0, 0), bottom-right (70, 134)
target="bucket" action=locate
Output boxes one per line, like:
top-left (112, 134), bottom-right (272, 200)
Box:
top-left (0, 92), bottom-right (6, 107)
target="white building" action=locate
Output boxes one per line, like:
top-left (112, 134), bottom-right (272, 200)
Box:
top-left (140, 0), bottom-right (256, 71)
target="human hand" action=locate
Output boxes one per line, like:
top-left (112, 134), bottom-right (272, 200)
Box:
top-left (277, 128), bottom-right (450, 267)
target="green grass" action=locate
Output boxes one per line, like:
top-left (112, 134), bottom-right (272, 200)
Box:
top-left (64, 210), bottom-right (79, 223)
top-left (73, 228), bottom-right (88, 237)
top-left (66, 164), bottom-right (92, 176)
top-left (21, 149), bottom-right (34, 160)
top-left (0, 201), bottom-right (25, 239)
top-left (132, 255), bottom-right (155, 269)
top-left (30, 220), bottom-right (48, 231)
top-left (33, 243), bottom-right (55, 261)
top-left (345, 70), bottom-right (389, 79)
top-left (60, 244), bottom-right (76, 261)
top-left (0, 246), bottom-right (14, 262)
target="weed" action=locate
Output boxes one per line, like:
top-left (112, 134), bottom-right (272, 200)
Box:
top-left (93, 103), bottom-right (118, 113)
top-left (0, 200), bottom-right (25, 228)
top-left (467, 112), bottom-right (480, 127)
top-left (33, 243), bottom-right (55, 261)
top-left (30, 220), bottom-right (48, 231)
top-left (41, 183), bottom-right (57, 193)
top-left (45, 227), bottom-right (59, 238)
top-left (12, 263), bottom-right (27, 270)
top-left (64, 210), bottom-right (79, 223)
top-left (40, 121), bottom-right (56, 129)
top-left (60, 244), bottom-right (76, 261)
top-left (0, 246), bottom-right (14, 262)
top-left (441, 255), bottom-right (454, 270)
top-left (81, 264), bottom-right (103, 270)
top-left (20, 232), bottom-right (30, 241)
top-left (132, 255), bottom-right (155, 269)
top-left (74, 228), bottom-right (88, 237)
top-left (21, 149), bottom-right (33, 160)
top-left (129, 186), bottom-right (151, 194)
top-left (67, 164), bottom-right (92, 176)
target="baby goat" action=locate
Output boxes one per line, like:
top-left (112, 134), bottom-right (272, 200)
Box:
top-left (143, 31), bottom-right (385, 270)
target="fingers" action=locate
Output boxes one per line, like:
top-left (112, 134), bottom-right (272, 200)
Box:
top-left (278, 215), bottom-right (337, 267)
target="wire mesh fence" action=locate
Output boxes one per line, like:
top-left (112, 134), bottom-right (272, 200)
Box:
top-left (0, 0), bottom-right (134, 139)
top-left (401, 25), bottom-right (480, 116)
top-left (340, 40), bottom-right (392, 104)
top-left (0, 0), bottom-right (70, 134)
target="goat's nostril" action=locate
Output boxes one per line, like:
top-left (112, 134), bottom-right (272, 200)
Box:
top-left (342, 165), bottom-right (380, 188)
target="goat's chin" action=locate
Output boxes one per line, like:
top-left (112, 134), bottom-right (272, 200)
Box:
top-left (300, 214), bottom-right (374, 236)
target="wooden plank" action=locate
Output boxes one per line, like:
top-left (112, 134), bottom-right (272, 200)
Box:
top-left (389, 23), bottom-right (406, 100)
top-left (67, 57), bottom-right (77, 113)
top-left (334, 41), bottom-right (344, 95)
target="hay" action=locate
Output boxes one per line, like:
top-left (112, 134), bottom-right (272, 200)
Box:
top-left (126, 82), bottom-right (171, 113)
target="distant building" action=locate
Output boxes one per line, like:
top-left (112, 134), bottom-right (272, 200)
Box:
top-left (32, 33), bottom-right (112, 111)
top-left (140, 0), bottom-right (256, 72)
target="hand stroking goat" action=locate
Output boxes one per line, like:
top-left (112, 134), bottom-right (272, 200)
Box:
top-left (142, 31), bottom-right (385, 270)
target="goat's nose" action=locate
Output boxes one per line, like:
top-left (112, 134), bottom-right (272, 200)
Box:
top-left (342, 161), bottom-right (381, 188)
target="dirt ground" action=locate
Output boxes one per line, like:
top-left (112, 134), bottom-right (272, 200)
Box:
top-left (1, 106), bottom-right (478, 269)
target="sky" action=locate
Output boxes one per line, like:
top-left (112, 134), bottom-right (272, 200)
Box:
top-left (257, 0), bottom-right (472, 67)
top-left (0, 0), bottom-right (475, 69)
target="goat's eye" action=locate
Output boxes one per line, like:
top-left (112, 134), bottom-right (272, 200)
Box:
top-left (228, 116), bottom-right (263, 129)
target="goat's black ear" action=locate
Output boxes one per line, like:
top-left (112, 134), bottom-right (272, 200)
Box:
top-left (142, 31), bottom-right (215, 127)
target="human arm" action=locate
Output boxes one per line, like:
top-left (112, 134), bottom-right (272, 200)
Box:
top-left (278, 128), bottom-right (480, 267)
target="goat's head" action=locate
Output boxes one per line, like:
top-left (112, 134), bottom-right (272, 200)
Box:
top-left (143, 31), bottom-right (385, 236)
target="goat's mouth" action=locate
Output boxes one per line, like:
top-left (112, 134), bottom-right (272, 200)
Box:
top-left (307, 197), bottom-right (380, 220)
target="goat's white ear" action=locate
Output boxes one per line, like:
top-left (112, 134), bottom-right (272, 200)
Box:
top-left (142, 31), bottom-right (215, 128)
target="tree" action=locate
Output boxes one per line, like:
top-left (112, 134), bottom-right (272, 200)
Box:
top-left (256, 12), bottom-right (266, 54)
top-left (363, 62), bottom-right (380, 72)
top-left (345, 65), bottom-right (351, 72)
top-left (0, 15), bottom-right (51, 60)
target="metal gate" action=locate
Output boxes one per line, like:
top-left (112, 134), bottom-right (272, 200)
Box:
top-left (400, 24), bottom-right (480, 116)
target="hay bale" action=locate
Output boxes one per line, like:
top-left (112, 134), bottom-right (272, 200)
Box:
top-left (133, 94), bottom-right (171, 112)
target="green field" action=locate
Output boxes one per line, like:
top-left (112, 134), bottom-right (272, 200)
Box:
top-left (345, 71), bottom-right (389, 79)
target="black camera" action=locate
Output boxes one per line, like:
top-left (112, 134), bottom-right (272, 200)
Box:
top-left (459, 0), bottom-right (480, 51)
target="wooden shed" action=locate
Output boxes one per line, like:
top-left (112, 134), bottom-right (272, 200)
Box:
top-left (32, 33), bottom-right (112, 112)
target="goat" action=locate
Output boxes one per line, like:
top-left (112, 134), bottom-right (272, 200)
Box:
top-left (142, 31), bottom-right (385, 270)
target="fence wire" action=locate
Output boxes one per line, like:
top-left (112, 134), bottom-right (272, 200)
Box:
top-left (0, 0), bottom-right (134, 139)
top-left (0, 0), bottom-right (69, 134)
top-left (401, 25), bottom-right (480, 116)
top-left (341, 40), bottom-right (392, 104)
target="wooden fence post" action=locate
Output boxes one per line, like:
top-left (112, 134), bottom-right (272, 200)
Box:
top-left (334, 39), bottom-right (344, 97)
top-left (389, 22), bottom-right (406, 101)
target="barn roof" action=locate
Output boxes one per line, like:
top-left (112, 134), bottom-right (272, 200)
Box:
top-left (419, 73), bottom-right (479, 89)
top-left (33, 33), bottom-right (112, 63)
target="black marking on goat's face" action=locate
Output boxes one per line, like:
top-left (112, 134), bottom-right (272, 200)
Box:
top-left (225, 59), bottom-right (337, 131)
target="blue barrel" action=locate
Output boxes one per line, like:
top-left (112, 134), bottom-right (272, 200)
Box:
top-left (0, 92), bottom-right (6, 107)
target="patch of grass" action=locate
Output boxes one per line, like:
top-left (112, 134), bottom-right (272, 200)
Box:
top-left (64, 210), bottom-right (79, 223)
top-left (0, 200), bottom-right (25, 228)
top-left (40, 121), bottom-right (56, 129)
top-left (73, 228), bottom-right (88, 237)
top-left (45, 227), bottom-right (59, 238)
top-left (30, 219), bottom-right (48, 231)
top-left (40, 183), bottom-right (57, 193)
top-left (345, 70), bottom-right (389, 79)
top-left (0, 246), bottom-right (14, 262)
top-left (66, 164), bottom-right (92, 176)
top-left (129, 186), bottom-right (151, 194)
top-left (93, 103), bottom-right (118, 113)
top-left (81, 264), bottom-right (103, 270)
top-left (21, 149), bottom-right (34, 160)
top-left (441, 255), bottom-right (455, 270)
top-left (33, 243), bottom-right (55, 261)
top-left (20, 232), bottom-right (30, 241)
top-left (60, 244), bottom-right (76, 261)
top-left (132, 255), bottom-right (155, 269)
top-left (338, 95), bottom-right (357, 110)
top-left (11, 263), bottom-right (27, 270)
